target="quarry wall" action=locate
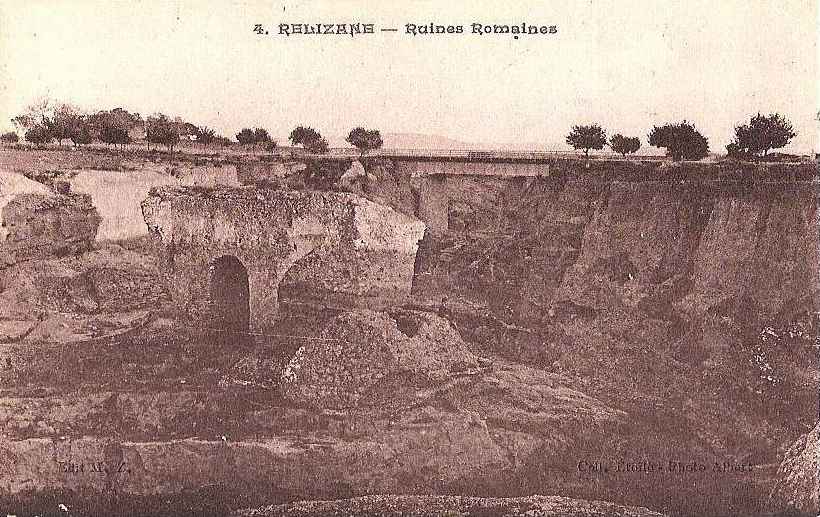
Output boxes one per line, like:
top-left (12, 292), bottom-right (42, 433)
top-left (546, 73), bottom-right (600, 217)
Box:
top-left (390, 159), bottom-right (548, 233)
top-left (553, 180), bottom-right (819, 318)
top-left (391, 161), bottom-right (819, 327)
top-left (229, 157), bottom-right (818, 324)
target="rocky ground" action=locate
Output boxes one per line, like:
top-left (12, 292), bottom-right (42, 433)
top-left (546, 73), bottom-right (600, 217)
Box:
top-left (0, 149), bottom-right (817, 517)
top-left (237, 495), bottom-right (668, 517)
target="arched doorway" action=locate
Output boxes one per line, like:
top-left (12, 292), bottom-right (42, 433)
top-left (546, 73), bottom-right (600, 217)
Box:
top-left (209, 256), bottom-right (250, 334)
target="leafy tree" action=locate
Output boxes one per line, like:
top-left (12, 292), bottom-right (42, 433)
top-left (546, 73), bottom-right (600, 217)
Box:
top-left (90, 108), bottom-right (141, 150)
top-left (146, 114), bottom-right (181, 152)
top-left (99, 126), bottom-right (131, 148)
top-left (289, 126), bottom-right (320, 146)
top-left (236, 128), bottom-right (255, 146)
top-left (70, 117), bottom-right (93, 146)
top-left (11, 96), bottom-right (57, 133)
top-left (195, 126), bottom-right (216, 147)
top-left (253, 128), bottom-right (271, 147)
top-left (609, 134), bottom-right (641, 157)
top-left (648, 121), bottom-right (709, 161)
top-left (182, 123), bottom-right (199, 139)
top-left (0, 131), bottom-right (18, 143)
top-left (45, 103), bottom-right (85, 146)
top-left (346, 127), bottom-right (383, 156)
top-left (566, 124), bottom-right (607, 157)
top-left (11, 100), bottom-right (142, 149)
top-left (289, 125), bottom-right (328, 153)
top-left (306, 137), bottom-right (329, 154)
top-left (730, 113), bottom-right (795, 159)
top-left (25, 125), bottom-right (52, 145)
top-left (214, 135), bottom-right (234, 147)
top-left (12, 98), bottom-right (80, 146)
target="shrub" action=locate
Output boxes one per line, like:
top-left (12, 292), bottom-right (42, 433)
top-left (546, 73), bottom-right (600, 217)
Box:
top-left (236, 128), bottom-right (255, 146)
top-left (25, 125), bottom-right (52, 145)
top-left (1, 131), bottom-right (19, 143)
top-left (609, 134), bottom-right (641, 157)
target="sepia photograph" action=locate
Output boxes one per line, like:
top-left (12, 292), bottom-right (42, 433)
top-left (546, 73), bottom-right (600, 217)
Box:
top-left (0, 1), bottom-right (817, 516)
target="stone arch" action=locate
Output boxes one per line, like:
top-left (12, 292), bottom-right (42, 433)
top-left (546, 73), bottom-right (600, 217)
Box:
top-left (209, 255), bottom-right (250, 333)
top-left (272, 237), bottom-right (322, 309)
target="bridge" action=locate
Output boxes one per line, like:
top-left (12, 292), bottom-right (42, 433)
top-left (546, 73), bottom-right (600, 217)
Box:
top-left (302, 147), bottom-right (673, 163)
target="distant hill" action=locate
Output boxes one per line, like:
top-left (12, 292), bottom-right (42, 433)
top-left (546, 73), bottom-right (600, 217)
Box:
top-left (327, 132), bottom-right (477, 150)
top-left (335, 132), bottom-right (569, 152)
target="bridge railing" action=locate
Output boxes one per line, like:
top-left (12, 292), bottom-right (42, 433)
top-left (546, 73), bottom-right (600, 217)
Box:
top-left (372, 148), bottom-right (580, 160)
top-left (323, 148), bottom-right (673, 161)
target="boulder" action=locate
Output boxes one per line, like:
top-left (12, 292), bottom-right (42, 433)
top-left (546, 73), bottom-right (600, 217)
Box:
top-left (280, 309), bottom-right (480, 408)
top-left (0, 320), bottom-right (38, 343)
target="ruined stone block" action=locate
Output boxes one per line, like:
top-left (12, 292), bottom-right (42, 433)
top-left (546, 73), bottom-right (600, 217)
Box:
top-left (1, 170), bottom-right (101, 269)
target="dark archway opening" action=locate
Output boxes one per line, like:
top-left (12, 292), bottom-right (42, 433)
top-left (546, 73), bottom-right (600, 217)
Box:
top-left (209, 256), bottom-right (250, 335)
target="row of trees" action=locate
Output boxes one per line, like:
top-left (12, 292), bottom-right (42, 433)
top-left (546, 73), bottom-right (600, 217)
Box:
top-left (7, 99), bottom-right (796, 161)
top-left (236, 127), bottom-right (273, 150)
top-left (8, 99), bottom-right (234, 152)
top-left (566, 125), bottom-right (641, 158)
top-left (566, 113), bottom-right (796, 161)
top-left (7, 99), bottom-right (385, 157)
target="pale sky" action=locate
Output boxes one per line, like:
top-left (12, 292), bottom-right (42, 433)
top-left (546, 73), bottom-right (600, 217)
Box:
top-left (1, 0), bottom-right (817, 152)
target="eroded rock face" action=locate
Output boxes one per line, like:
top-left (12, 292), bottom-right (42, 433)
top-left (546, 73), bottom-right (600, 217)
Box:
top-left (769, 422), bottom-right (819, 515)
top-left (280, 309), bottom-right (480, 408)
top-left (141, 186), bottom-right (426, 331)
top-left (541, 182), bottom-right (819, 321)
top-left (1, 171), bottom-right (100, 268)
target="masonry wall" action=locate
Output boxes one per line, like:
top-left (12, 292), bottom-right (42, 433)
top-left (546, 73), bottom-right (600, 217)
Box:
top-left (141, 186), bottom-right (425, 331)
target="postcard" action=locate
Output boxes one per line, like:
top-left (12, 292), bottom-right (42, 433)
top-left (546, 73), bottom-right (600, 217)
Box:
top-left (0, 1), bottom-right (816, 516)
